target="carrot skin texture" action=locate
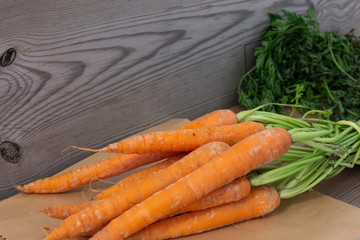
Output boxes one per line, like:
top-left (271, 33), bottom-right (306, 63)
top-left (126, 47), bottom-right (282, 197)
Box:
top-left (15, 152), bottom-right (178, 194)
top-left (95, 154), bottom-right (186, 200)
top-left (15, 109), bottom-right (236, 194)
top-left (44, 142), bottom-right (231, 240)
top-left (166, 176), bottom-right (251, 218)
top-left (101, 122), bottom-right (266, 153)
top-left (129, 186), bottom-right (280, 240)
top-left (90, 127), bottom-right (291, 240)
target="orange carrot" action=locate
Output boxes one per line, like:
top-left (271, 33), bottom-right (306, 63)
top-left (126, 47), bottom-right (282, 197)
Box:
top-left (89, 127), bottom-right (291, 240)
top-left (95, 154), bottom-right (186, 200)
top-left (43, 226), bottom-right (100, 238)
top-left (43, 178), bottom-right (251, 239)
top-left (128, 186), bottom-right (280, 240)
top-left (15, 109), bottom-right (237, 194)
top-left (14, 152), bottom-right (177, 194)
top-left (177, 109), bottom-right (238, 130)
top-left (165, 176), bottom-right (251, 218)
top-left (42, 201), bottom-right (93, 220)
top-left (94, 122), bottom-right (266, 153)
top-left (42, 174), bottom-right (249, 221)
top-left (44, 142), bottom-right (231, 240)
top-left (41, 154), bottom-right (187, 220)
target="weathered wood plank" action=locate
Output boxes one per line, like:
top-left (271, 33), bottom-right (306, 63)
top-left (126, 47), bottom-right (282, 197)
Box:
top-left (0, 0), bottom-right (359, 199)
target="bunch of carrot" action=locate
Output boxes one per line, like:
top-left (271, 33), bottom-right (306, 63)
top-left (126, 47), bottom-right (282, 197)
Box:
top-left (15, 109), bottom-right (292, 240)
top-left (16, 105), bottom-right (359, 239)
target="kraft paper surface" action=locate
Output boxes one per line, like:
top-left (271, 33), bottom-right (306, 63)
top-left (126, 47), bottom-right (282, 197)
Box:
top-left (1, 119), bottom-right (359, 240)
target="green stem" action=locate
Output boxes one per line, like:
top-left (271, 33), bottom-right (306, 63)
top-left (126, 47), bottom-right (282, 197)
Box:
top-left (253, 164), bottom-right (282, 172)
top-left (300, 140), bottom-right (340, 156)
top-left (244, 115), bottom-right (298, 130)
top-left (250, 153), bottom-right (324, 185)
top-left (283, 166), bottom-right (309, 189)
top-left (325, 166), bottom-right (345, 179)
top-left (236, 103), bottom-right (312, 127)
top-left (281, 152), bottom-right (311, 158)
top-left (301, 108), bottom-right (333, 120)
top-left (276, 176), bottom-right (293, 190)
top-left (321, 79), bottom-right (338, 103)
top-left (286, 149), bottom-right (313, 154)
top-left (276, 155), bottom-right (307, 163)
top-left (333, 140), bottom-right (360, 168)
top-left (238, 66), bottom-right (256, 94)
top-left (289, 145), bottom-right (315, 152)
top-left (350, 143), bottom-right (360, 167)
top-left (279, 160), bottom-right (332, 198)
top-left (250, 111), bottom-right (311, 128)
top-left (337, 120), bottom-right (360, 135)
top-left (250, 166), bottom-right (304, 186)
top-left (334, 131), bottom-right (359, 147)
top-left (333, 127), bottom-right (359, 144)
top-left (313, 125), bottom-right (340, 143)
top-left (328, 39), bottom-right (357, 83)
top-left (284, 158), bottom-right (325, 190)
top-left (290, 129), bottom-right (332, 142)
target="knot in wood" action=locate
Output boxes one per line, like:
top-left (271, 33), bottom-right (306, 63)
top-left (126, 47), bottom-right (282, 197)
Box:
top-left (0, 141), bottom-right (21, 164)
top-left (1, 48), bottom-right (16, 67)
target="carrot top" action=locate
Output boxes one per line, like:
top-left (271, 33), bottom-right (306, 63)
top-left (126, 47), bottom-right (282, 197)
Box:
top-left (238, 103), bottom-right (360, 198)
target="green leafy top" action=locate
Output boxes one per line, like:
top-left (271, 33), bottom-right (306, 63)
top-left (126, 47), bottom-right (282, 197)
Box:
top-left (238, 9), bottom-right (360, 121)
top-left (236, 102), bottom-right (360, 199)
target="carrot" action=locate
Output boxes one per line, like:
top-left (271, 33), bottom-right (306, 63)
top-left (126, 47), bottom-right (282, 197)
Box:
top-left (14, 152), bottom-right (178, 194)
top-left (42, 175), bottom-right (249, 221)
top-left (89, 127), bottom-right (291, 240)
top-left (43, 226), bottom-right (100, 238)
top-left (128, 186), bottom-right (280, 240)
top-left (91, 122), bottom-right (266, 153)
top-left (15, 109), bottom-right (237, 194)
top-left (164, 176), bottom-right (251, 219)
top-left (44, 142), bottom-right (231, 240)
top-left (41, 154), bottom-right (187, 220)
top-left (42, 201), bottom-right (93, 220)
top-left (95, 154), bottom-right (186, 200)
top-left (176, 109), bottom-right (238, 130)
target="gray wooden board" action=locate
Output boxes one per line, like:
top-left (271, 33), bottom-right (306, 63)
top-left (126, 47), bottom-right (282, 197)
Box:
top-left (0, 0), bottom-right (359, 199)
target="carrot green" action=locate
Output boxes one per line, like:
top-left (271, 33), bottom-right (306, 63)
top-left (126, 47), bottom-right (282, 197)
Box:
top-left (237, 103), bottom-right (360, 199)
top-left (238, 8), bottom-right (360, 121)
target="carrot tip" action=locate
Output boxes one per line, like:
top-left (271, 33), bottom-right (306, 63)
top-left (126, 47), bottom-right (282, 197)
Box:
top-left (40, 208), bottom-right (47, 214)
top-left (13, 185), bottom-right (23, 192)
top-left (42, 226), bottom-right (53, 233)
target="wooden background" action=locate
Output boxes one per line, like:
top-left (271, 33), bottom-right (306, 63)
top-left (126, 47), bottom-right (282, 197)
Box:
top-left (0, 0), bottom-right (359, 199)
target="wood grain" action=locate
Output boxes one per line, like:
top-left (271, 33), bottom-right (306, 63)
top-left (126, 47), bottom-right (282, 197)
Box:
top-left (0, 0), bottom-right (359, 199)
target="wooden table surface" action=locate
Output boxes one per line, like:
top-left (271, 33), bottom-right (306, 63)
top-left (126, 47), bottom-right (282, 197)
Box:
top-left (230, 105), bottom-right (360, 208)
